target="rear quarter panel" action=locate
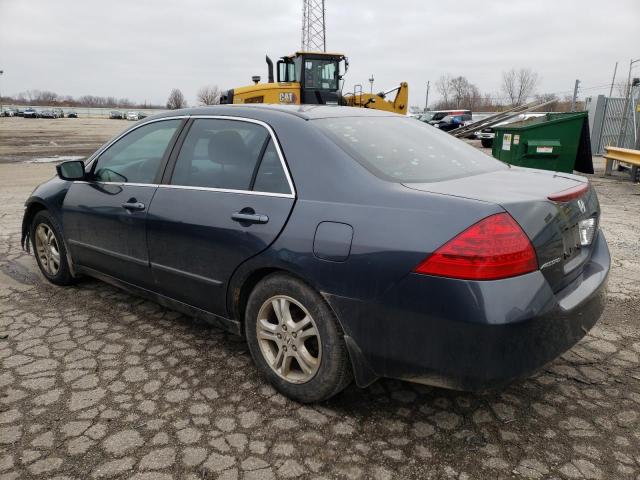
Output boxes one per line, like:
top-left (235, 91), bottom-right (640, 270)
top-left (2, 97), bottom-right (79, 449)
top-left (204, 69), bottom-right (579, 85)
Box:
top-left (228, 115), bottom-right (503, 309)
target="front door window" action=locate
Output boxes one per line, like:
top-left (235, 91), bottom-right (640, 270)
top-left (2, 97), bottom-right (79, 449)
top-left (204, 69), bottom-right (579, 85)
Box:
top-left (93, 119), bottom-right (182, 184)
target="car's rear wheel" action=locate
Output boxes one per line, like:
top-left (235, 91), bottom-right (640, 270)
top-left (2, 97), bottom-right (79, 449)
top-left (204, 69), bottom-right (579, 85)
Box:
top-left (481, 138), bottom-right (493, 148)
top-left (30, 210), bottom-right (74, 286)
top-left (245, 273), bottom-right (352, 403)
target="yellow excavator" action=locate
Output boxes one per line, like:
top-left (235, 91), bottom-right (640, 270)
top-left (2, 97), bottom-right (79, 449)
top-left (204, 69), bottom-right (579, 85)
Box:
top-left (220, 51), bottom-right (408, 114)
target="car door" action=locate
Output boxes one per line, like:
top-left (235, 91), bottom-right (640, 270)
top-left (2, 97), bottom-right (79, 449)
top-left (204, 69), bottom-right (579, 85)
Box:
top-left (63, 118), bottom-right (184, 288)
top-left (146, 117), bottom-right (295, 316)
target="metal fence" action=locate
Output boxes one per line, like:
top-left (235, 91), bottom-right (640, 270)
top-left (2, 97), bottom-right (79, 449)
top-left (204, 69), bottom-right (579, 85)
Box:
top-left (0, 104), bottom-right (167, 119)
top-left (586, 90), bottom-right (639, 155)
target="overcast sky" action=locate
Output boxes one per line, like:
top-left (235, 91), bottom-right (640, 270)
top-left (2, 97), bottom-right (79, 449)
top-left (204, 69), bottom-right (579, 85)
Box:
top-left (0, 0), bottom-right (638, 109)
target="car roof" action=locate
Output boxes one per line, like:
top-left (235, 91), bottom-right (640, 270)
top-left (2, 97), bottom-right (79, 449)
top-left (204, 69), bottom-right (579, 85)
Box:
top-left (155, 104), bottom-right (400, 121)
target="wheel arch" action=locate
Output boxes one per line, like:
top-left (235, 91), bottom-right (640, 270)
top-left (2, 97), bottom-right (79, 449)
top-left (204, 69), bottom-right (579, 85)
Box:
top-left (21, 199), bottom-right (48, 252)
top-left (229, 264), bottom-right (376, 388)
top-left (231, 267), bottom-right (318, 331)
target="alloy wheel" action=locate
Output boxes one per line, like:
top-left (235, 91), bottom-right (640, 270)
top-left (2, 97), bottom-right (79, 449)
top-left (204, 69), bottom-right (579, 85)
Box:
top-left (34, 223), bottom-right (61, 276)
top-left (256, 295), bottom-right (322, 384)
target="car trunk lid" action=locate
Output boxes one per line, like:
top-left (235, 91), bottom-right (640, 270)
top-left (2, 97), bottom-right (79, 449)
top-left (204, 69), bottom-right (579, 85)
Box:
top-left (403, 167), bottom-right (600, 292)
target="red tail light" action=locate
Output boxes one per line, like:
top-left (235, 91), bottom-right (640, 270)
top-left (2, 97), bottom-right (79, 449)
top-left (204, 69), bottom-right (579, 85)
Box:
top-left (414, 213), bottom-right (538, 280)
top-left (547, 183), bottom-right (589, 202)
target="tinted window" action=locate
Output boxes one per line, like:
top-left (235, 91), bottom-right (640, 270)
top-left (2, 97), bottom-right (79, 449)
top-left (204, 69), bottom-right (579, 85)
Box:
top-left (303, 59), bottom-right (338, 90)
top-left (94, 120), bottom-right (181, 183)
top-left (252, 139), bottom-right (290, 194)
top-left (171, 119), bottom-right (273, 191)
top-left (314, 116), bottom-right (505, 183)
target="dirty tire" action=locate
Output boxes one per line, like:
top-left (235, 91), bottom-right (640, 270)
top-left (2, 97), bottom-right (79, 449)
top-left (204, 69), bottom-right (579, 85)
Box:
top-left (30, 210), bottom-right (74, 286)
top-left (245, 273), bottom-right (353, 403)
top-left (481, 138), bottom-right (493, 148)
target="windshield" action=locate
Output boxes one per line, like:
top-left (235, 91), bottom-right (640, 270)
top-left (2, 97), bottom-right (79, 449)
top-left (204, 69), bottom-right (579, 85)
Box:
top-left (314, 116), bottom-right (506, 183)
top-left (302, 58), bottom-right (338, 90)
top-left (430, 112), bottom-right (449, 121)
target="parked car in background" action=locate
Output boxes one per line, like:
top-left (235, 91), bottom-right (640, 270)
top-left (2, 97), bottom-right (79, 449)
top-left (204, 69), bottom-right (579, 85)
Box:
top-left (40, 109), bottom-right (56, 119)
top-left (15, 108), bottom-right (25, 117)
top-left (53, 108), bottom-right (65, 118)
top-left (109, 111), bottom-right (123, 119)
top-left (432, 113), bottom-right (472, 132)
top-left (21, 105), bottom-right (609, 402)
top-left (23, 108), bottom-right (38, 118)
top-left (126, 111), bottom-right (140, 121)
top-left (475, 113), bottom-right (546, 148)
top-left (2, 108), bottom-right (16, 117)
top-left (419, 109), bottom-right (472, 124)
top-left (67, 111), bottom-right (78, 118)
top-left (137, 111), bottom-right (147, 120)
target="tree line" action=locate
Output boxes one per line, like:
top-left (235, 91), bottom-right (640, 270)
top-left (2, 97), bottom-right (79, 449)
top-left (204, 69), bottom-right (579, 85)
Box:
top-left (2, 90), bottom-right (158, 108)
top-left (426, 67), bottom-right (584, 112)
top-left (1, 86), bottom-right (222, 110)
top-left (3, 73), bottom-right (584, 113)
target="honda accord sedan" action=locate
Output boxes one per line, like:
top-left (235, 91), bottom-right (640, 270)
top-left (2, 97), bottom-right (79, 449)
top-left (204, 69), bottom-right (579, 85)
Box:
top-left (21, 105), bottom-right (609, 402)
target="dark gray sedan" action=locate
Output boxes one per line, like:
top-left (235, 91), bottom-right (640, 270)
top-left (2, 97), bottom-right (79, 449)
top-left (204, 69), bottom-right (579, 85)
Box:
top-left (21, 105), bottom-right (609, 402)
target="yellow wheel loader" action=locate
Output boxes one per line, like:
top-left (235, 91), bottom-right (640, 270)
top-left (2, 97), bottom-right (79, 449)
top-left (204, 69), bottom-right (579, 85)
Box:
top-left (220, 52), bottom-right (408, 115)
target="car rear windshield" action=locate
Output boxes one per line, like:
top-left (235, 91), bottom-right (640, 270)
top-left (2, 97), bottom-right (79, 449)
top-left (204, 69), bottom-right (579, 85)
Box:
top-left (314, 116), bottom-right (505, 183)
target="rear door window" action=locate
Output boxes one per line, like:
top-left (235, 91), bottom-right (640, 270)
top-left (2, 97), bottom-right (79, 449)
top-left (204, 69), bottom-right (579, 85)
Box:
top-left (252, 139), bottom-right (291, 194)
top-left (170, 119), bottom-right (292, 194)
top-left (314, 116), bottom-right (505, 183)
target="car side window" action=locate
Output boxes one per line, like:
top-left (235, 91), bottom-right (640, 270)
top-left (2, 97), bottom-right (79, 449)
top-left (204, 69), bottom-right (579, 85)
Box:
top-left (171, 119), bottom-right (291, 194)
top-left (93, 119), bottom-right (181, 184)
top-left (252, 139), bottom-right (290, 194)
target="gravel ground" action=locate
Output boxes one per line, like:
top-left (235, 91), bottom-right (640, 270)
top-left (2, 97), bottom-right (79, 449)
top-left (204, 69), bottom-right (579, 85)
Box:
top-left (0, 118), bottom-right (129, 163)
top-left (0, 147), bottom-right (639, 479)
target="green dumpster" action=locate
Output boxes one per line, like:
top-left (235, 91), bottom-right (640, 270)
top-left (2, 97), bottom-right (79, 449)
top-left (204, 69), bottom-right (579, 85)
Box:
top-left (491, 112), bottom-right (593, 174)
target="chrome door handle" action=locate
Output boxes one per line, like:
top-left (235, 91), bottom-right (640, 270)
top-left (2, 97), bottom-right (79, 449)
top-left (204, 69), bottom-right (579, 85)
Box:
top-left (122, 201), bottom-right (145, 211)
top-left (231, 212), bottom-right (269, 224)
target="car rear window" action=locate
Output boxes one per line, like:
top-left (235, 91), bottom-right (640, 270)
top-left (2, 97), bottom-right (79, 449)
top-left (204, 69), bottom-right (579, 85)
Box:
top-left (314, 116), bottom-right (505, 183)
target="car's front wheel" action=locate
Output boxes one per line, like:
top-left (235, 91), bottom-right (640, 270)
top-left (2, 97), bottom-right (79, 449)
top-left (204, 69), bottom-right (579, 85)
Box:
top-left (245, 273), bottom-right (352, 403)
top-left (30, 210), bottom-right (74, 286)
top-left (481, 138), bottom-right (493, 148)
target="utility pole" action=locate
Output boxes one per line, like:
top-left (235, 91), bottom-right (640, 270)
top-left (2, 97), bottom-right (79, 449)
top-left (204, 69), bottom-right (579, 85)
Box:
top-left (609, 61), bottom-right (618, 97)
top-left (425, 81), bottom-right (430, 112)
top-left (0, 70), bottom-right (3, 115)
top-left (571, 79), bottom-right (580, 112)
top-left (617, 58), bottom-right (639, 148)
top-left (368, 75), bottom-right (374, 94)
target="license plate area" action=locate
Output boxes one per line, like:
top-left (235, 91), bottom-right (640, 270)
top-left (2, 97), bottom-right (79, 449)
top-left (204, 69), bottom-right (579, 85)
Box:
top-left (561, 225), bottom-right (582, 263)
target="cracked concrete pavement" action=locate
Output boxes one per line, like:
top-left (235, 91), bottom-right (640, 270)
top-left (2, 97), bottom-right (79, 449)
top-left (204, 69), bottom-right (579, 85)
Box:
top-left (0, 156), bottom-right (639, 480)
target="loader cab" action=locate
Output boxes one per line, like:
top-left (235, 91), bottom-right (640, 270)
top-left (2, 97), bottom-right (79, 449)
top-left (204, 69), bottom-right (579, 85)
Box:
top-left (277, 52), bottom-right (346, 105)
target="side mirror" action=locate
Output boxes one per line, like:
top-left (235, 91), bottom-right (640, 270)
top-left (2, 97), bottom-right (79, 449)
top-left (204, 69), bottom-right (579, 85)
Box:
top-left (56, 160), bottom-right (86, 181)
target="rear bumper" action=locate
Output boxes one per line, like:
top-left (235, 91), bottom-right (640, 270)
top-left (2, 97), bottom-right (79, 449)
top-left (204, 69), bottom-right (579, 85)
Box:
top-left (326, 231), bottom-right (610, 390)
top-left (475, 132), bottom-right (495, 139)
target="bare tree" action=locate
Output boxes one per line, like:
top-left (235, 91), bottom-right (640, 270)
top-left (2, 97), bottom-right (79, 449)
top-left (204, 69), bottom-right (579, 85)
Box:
top-left (435, 74), bottom-right (452, 108)
top-left (166, 88), bottom-right (186, 109)
top-left (196, 85), bottom-right (221, 106)
top-left (449, 76), bottom-right (471, 108)
top-left (533, 93), bottom-right (558, 111)
top-left (433, 74), bottom-right (485, 110)
top-left (502, 68), bottom-right (539, 106)
top-left (464, 84), bottom-right (482, 111)
top-left (38, 90), bottom-right (58, 103)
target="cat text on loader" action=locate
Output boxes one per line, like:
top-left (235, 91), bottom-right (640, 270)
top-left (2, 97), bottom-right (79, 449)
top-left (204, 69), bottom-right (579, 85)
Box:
top-left (219, 52), bottom-right (408, 115)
